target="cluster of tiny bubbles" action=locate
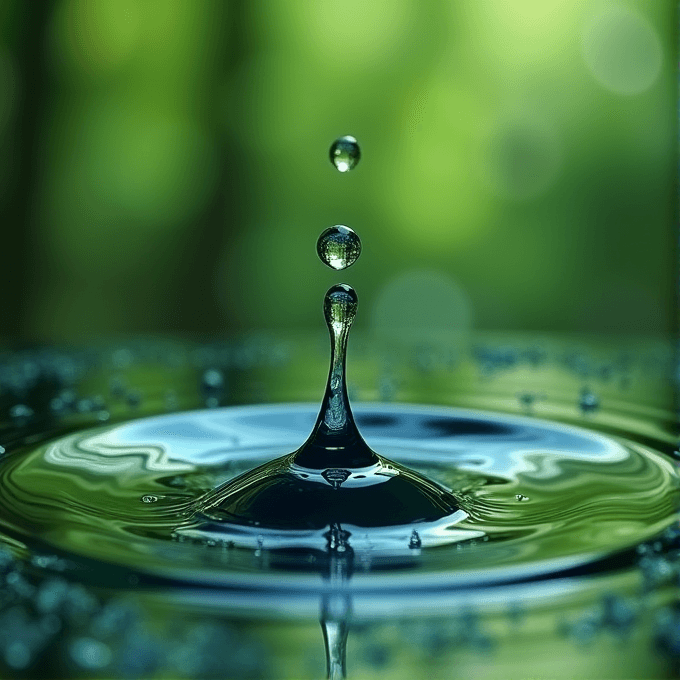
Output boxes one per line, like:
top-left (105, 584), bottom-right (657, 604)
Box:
top-left (329, 135), bottom-right (360, 172)
top-left (386, 610), bottom-right (495, 660)
top-left (0, 545), bottom-right (271, 677)
top-left (559, 594), bottom-right (638, 646)
top-left (317, 225), bottom-right (362, 271)
top-left (554, 525), bottom-right (680, 653)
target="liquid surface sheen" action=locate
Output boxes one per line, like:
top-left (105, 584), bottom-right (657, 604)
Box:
top-left (0, 404), bottom-right (676, 591)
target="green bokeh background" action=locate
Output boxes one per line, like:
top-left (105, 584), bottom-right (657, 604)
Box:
top-left (0, 0), bottom-right (675, 343)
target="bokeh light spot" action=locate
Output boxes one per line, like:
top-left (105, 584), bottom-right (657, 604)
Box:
top-left (53, 0), bottom-right (141, 76)
top-left (582, 6), bottom-right (662, 96)
top-left (372, 269), bottom-right (472, 354)
top-left (294, 0), bottom-right (412, 69)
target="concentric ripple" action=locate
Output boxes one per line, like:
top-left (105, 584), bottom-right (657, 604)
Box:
top-left (0, 403), bottom-right (676, 598)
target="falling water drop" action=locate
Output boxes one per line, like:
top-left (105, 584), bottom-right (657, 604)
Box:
top-left (190, 270), bottom-right (460, 530)
top-left (329, 136), bottom-right (360, 172)
top-left (317, 226), bottom-right (362, 271)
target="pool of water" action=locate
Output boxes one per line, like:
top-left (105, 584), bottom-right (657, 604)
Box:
top-left (0, 333), bottom-right (677, 679)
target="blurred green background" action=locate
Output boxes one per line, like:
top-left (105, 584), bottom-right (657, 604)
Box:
top-left (0, 0), bottom-right (675, 343)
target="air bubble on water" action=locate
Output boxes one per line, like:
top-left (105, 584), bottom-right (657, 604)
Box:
top-left (0, 445), bottom-right (5, 455)
top-left (141, 495), bottom-right (158, 504)
top-left (317, 226), bottom-right (361, 271)
top-left (515, 494), bottom-right (530, 502)
top-left (329, 135), bottom-right (360, 172)
top-left (579, 388), bottom-right (600, 415)
top-left (409, 530), bottom-right (422, 549)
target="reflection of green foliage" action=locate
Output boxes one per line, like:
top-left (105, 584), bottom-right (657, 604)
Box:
top-left (0, 0), bottom-right (674, 340)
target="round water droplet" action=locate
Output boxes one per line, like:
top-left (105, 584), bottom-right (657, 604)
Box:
top-left (515, 494), bottom-right (530, 502)
top-left (317, 226), bottom-right (361, 271)
top-left (329, 135), bottom-right (360, 172)
top-left (579, 388), bottom-right (600, 415)
top-left (140, 495), bottom-right (158, 504)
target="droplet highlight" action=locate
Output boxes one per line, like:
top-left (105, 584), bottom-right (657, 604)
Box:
top-left (317, 226), bottom-right (361, 271)
top-left (330, 136), bottom-right (360, 172)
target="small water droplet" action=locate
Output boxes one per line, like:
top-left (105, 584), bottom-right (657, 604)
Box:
top-left (9, 404), bottom-right (33, 425)
top-left (515, 494), bottom-right (530, 502)
top-left (330, 135), bottom-right (360, 172)
top-left (317, 225), bottom-right (362, 271)
top-left (409, 530), bottom-right (422, 549)
top-left (579, 388), bottom-right (600, 415)
top-left (201, 369), bottom-right (225, 408)
top-left (140, 495), bottom-right (158, 504)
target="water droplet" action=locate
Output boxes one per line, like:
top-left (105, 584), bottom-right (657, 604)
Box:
top-left (201, 369), bottom-right (225, 408)
top-left (9, 404), bottom-right (33, 425)
top-left (140, 495), bottom-right (158, 504)
top-left (329, 135), bottom-right (360, 172)
top-left (515, 494), bottom-right (530, 502)
top-left (579, 388), bottom-right (600, 415)
top-left (409, 530), bottom-right (422, 549)
top-left (517, 392), bottom-right (544, 413)
top-left (317, 226), bottom-right (361, 271)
